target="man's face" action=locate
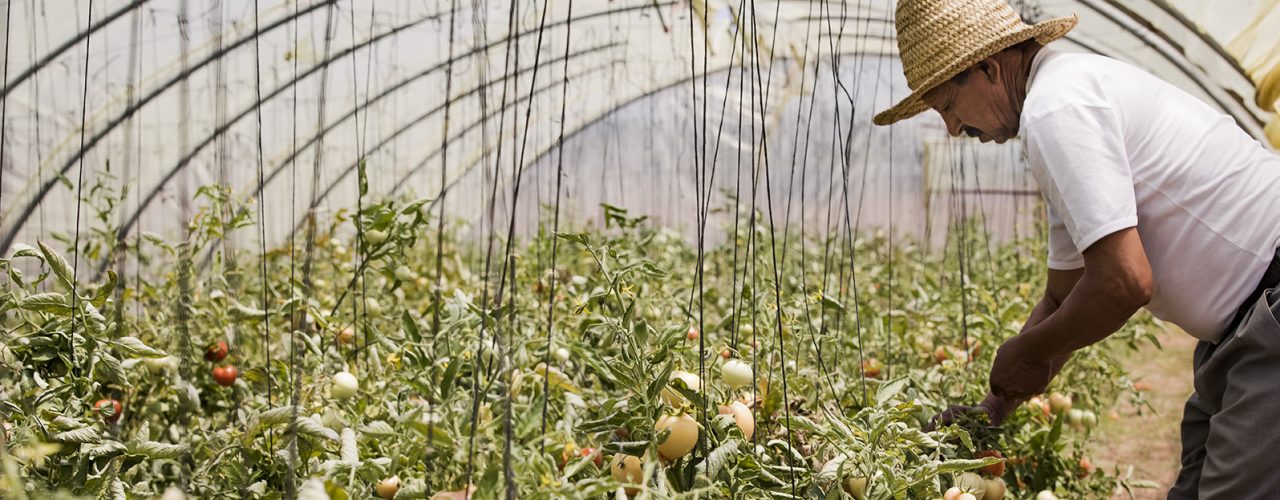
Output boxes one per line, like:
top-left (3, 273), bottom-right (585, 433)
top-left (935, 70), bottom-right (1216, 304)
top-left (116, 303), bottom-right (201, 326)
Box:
top-left (922, 61), bottom-right (1019, 144)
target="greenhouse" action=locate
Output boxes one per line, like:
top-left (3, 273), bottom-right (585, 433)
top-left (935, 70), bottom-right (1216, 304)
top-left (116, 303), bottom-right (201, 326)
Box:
top-left (1, 0), bottom-right (1278, 498)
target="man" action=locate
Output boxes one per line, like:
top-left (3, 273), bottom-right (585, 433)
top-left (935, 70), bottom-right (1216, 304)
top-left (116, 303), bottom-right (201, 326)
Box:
top-left (874, 0), bottom-right (1280, 497)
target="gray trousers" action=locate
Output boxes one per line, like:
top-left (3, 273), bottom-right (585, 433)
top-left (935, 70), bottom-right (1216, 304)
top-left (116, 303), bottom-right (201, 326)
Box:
top-left (1168, 289), bottom-right (1280, 499)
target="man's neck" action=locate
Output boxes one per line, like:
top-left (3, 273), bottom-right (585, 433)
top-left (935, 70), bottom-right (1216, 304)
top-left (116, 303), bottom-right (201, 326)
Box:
top-left (1002, 43), bottom-right (1043, 130)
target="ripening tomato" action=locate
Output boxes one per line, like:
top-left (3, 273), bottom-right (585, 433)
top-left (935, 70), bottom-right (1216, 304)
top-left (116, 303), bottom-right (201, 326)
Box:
top-left (212, 365), bottom-right (237, 387)
top-left (1027, 396), bottom-right (1051, 419)
top-left (1077, 456), bottom-right (1094, 478)
top-left (982, 478), bottom-right (1006, 500)
top-left (956, 472), bottom-right (986, 498)
top-left (975, 450), bottom-right (1005, 477)
top-left (661, 370), bottom-right (703, 406)
top-left (610, 454), bottom-right (643, 495)
top-left (1049, 392), bottom-right (1072, 414)
top-left (718, 400), bottom-right (755, 440)
top-left (94, 399), bottom-right (123, 423)
top-left (935, 345), bottom-right (952, 364)
top-left (337, 327), bottom-right (356, 345)
top-left (654, 413), bottom-right (698, 460)
top-left (944, 487), bottom-right (964, 500)
top-left (861, 358), bottom-right (884, 379)
top-left (843, 476), bottom-right (867, 499)
top-left (374, 475), bottom-right (400, 499)
top-left (957, 494), bottom-right (978, 500)
top-left (205, 341), bottom-right (228, 362)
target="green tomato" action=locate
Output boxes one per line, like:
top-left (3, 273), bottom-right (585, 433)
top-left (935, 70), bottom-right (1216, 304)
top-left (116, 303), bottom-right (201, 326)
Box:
top-left (365, 229), bottom-right (389, 245)
top-left (332, 371), bottom-right (359, 399)
top-left (721, 359), bottom-right (754, 389)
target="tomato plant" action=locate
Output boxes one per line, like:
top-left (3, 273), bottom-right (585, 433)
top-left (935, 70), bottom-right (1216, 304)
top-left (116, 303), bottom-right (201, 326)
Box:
top-left (0, 194), bottom-right (1160, 498)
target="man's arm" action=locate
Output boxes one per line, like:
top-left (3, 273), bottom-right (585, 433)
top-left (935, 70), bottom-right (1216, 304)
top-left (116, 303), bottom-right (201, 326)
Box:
top-left (990, 228), bottom-right (1153, 400)
top-left (977, 267), bottom-right (1082, 421)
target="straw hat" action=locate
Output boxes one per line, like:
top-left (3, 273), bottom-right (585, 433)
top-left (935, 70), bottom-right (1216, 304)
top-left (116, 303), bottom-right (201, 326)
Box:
top-left (873, 0), bottom-right (1078, 126)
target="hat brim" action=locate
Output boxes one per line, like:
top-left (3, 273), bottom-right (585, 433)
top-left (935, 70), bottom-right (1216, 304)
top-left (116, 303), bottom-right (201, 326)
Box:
top-left (873, 15), bottom-right (1078, 126)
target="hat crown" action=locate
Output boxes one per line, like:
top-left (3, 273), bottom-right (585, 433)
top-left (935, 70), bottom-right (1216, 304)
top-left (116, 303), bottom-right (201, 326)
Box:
top-left (895, 0), bottom-right (1026, 89)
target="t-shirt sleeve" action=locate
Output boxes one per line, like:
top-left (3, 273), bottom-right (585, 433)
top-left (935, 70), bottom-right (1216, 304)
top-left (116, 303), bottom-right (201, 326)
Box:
top-left (1047, 204), bottom-right (1085, 270)
top-left (1024, 103), bottom-right (1138, 261)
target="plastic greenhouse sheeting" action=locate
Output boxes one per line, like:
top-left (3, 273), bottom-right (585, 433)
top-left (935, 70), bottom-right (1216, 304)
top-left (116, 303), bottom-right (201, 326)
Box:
top-left (0, 0), bottom-right (1276, 266)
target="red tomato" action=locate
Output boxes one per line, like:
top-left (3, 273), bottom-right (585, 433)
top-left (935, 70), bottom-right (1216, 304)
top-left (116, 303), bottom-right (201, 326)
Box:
top-left (862, 358), bottom-right (884, 379)
top-left (1077, 456), bottom-right (1094, 478)
top-left (94, 399), bottom-right (122, 423)
top-left (580, 447), bottom-right (604, 467)
top-left (686, 327), bottom-right (699, 341)
top-left (212, 365), bottom-right (238, 387)
top-left (205, 341), bottom-right (229, 362)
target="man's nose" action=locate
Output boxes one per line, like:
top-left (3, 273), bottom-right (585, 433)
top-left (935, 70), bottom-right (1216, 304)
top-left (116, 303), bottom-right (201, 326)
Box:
top-left (942, 113), bottom-right (963, 137)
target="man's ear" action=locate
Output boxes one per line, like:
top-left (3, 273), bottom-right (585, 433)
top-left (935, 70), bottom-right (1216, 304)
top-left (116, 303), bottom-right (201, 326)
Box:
top-left (977, 58), bottom-right (1001, 83)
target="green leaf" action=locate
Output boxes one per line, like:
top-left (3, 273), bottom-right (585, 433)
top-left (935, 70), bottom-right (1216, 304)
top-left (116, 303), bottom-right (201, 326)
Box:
top-left (127, 441), bottom-right (187, 460)
top-left (340, 428), bottom-right (359, 463)
top-left (359, 420), bottom-right (395, 437)
top-left (20, 292), bottom-right (71, 314)
top-left (91, 270), bottom-right (118, 309)
top-left (875, 376), bottom-right (909, 405)
top-left (113, 337), bottom-right (167, 359)
top-left (292, 416), bottom-right (340, 441)
top-left (556, 232), bottom-right (591, 246)
top-left (229, 302), bottom-right (268, 322)
top-left (38, 241), bottom-right (76, 290)
top-left (357, 159), bottom-right (369, 197)
top-left (83, 441), bottom-right (127, 459)
top-left (534, 363), bottom-right (582, 394)
top-left (94, 352), bottom-right (129, 387)
top-left (603, 441), bottom-right (649, 456)
top-left (935, 457), bottom-right (1000, 473)
top-left (258, 406), bottom-right (300, 427)
top-left (402, 311), bottom-right (421, 343)
top-left (10, 243), bottom-right (40, 259)
top-left (53, 426), bottom-right (103, 444)
top-left (399, 198), bottom-right (430, 216)
top-left (705, 438), bottom-right (740, 480)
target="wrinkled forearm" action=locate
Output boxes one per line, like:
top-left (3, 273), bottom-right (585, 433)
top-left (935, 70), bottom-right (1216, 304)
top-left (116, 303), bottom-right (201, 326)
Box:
top-left (1019, 272), bottom-right (1144, 361)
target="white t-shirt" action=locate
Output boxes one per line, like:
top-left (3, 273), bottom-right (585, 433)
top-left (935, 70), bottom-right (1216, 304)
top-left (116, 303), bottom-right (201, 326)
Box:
top-left (1022, 47), bottom-right (1280, 341)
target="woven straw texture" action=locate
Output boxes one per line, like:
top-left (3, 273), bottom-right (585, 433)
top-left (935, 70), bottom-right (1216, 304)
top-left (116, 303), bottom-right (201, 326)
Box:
top-left (874, 0), bottom-right (1078, 125)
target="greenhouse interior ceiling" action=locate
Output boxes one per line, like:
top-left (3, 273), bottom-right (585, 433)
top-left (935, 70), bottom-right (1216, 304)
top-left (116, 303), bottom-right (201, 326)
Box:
top-left (1, 0), bottom-right (1277, 257)
top-left (1, 0), bottom-right (1280, 498)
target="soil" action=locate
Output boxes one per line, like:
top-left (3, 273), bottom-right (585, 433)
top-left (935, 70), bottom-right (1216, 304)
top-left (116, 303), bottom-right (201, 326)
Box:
top-left (1097, 325), bottom-right (1197, 499)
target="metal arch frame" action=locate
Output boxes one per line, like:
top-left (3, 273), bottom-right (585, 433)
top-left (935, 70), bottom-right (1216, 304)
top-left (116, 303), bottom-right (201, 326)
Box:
top-left (186, 49), bottom-right (617, 272)
top-left (1076, 0), bottom-right (1267, 131)
top-left (80, 1), bottom-right (678, 268)
top-left (6, 0), bottom-right (1263, 254)
top-left (32, 0), bottom-right (677, 264)
top-left (278, 63), bottom-right (618, 246)
top-left (108, 16), bottom-right (428, 258)
top-left (0, 0), bottom-right (335, 255)
top-left (0, 0), bottom-right (152, 100)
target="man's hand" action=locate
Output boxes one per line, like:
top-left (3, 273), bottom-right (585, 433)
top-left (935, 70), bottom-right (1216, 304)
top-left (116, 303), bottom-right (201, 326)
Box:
top-left (989, 334), bottom-right (1056, 400)
top-left (927, 393), bottom-right (1019, 431)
